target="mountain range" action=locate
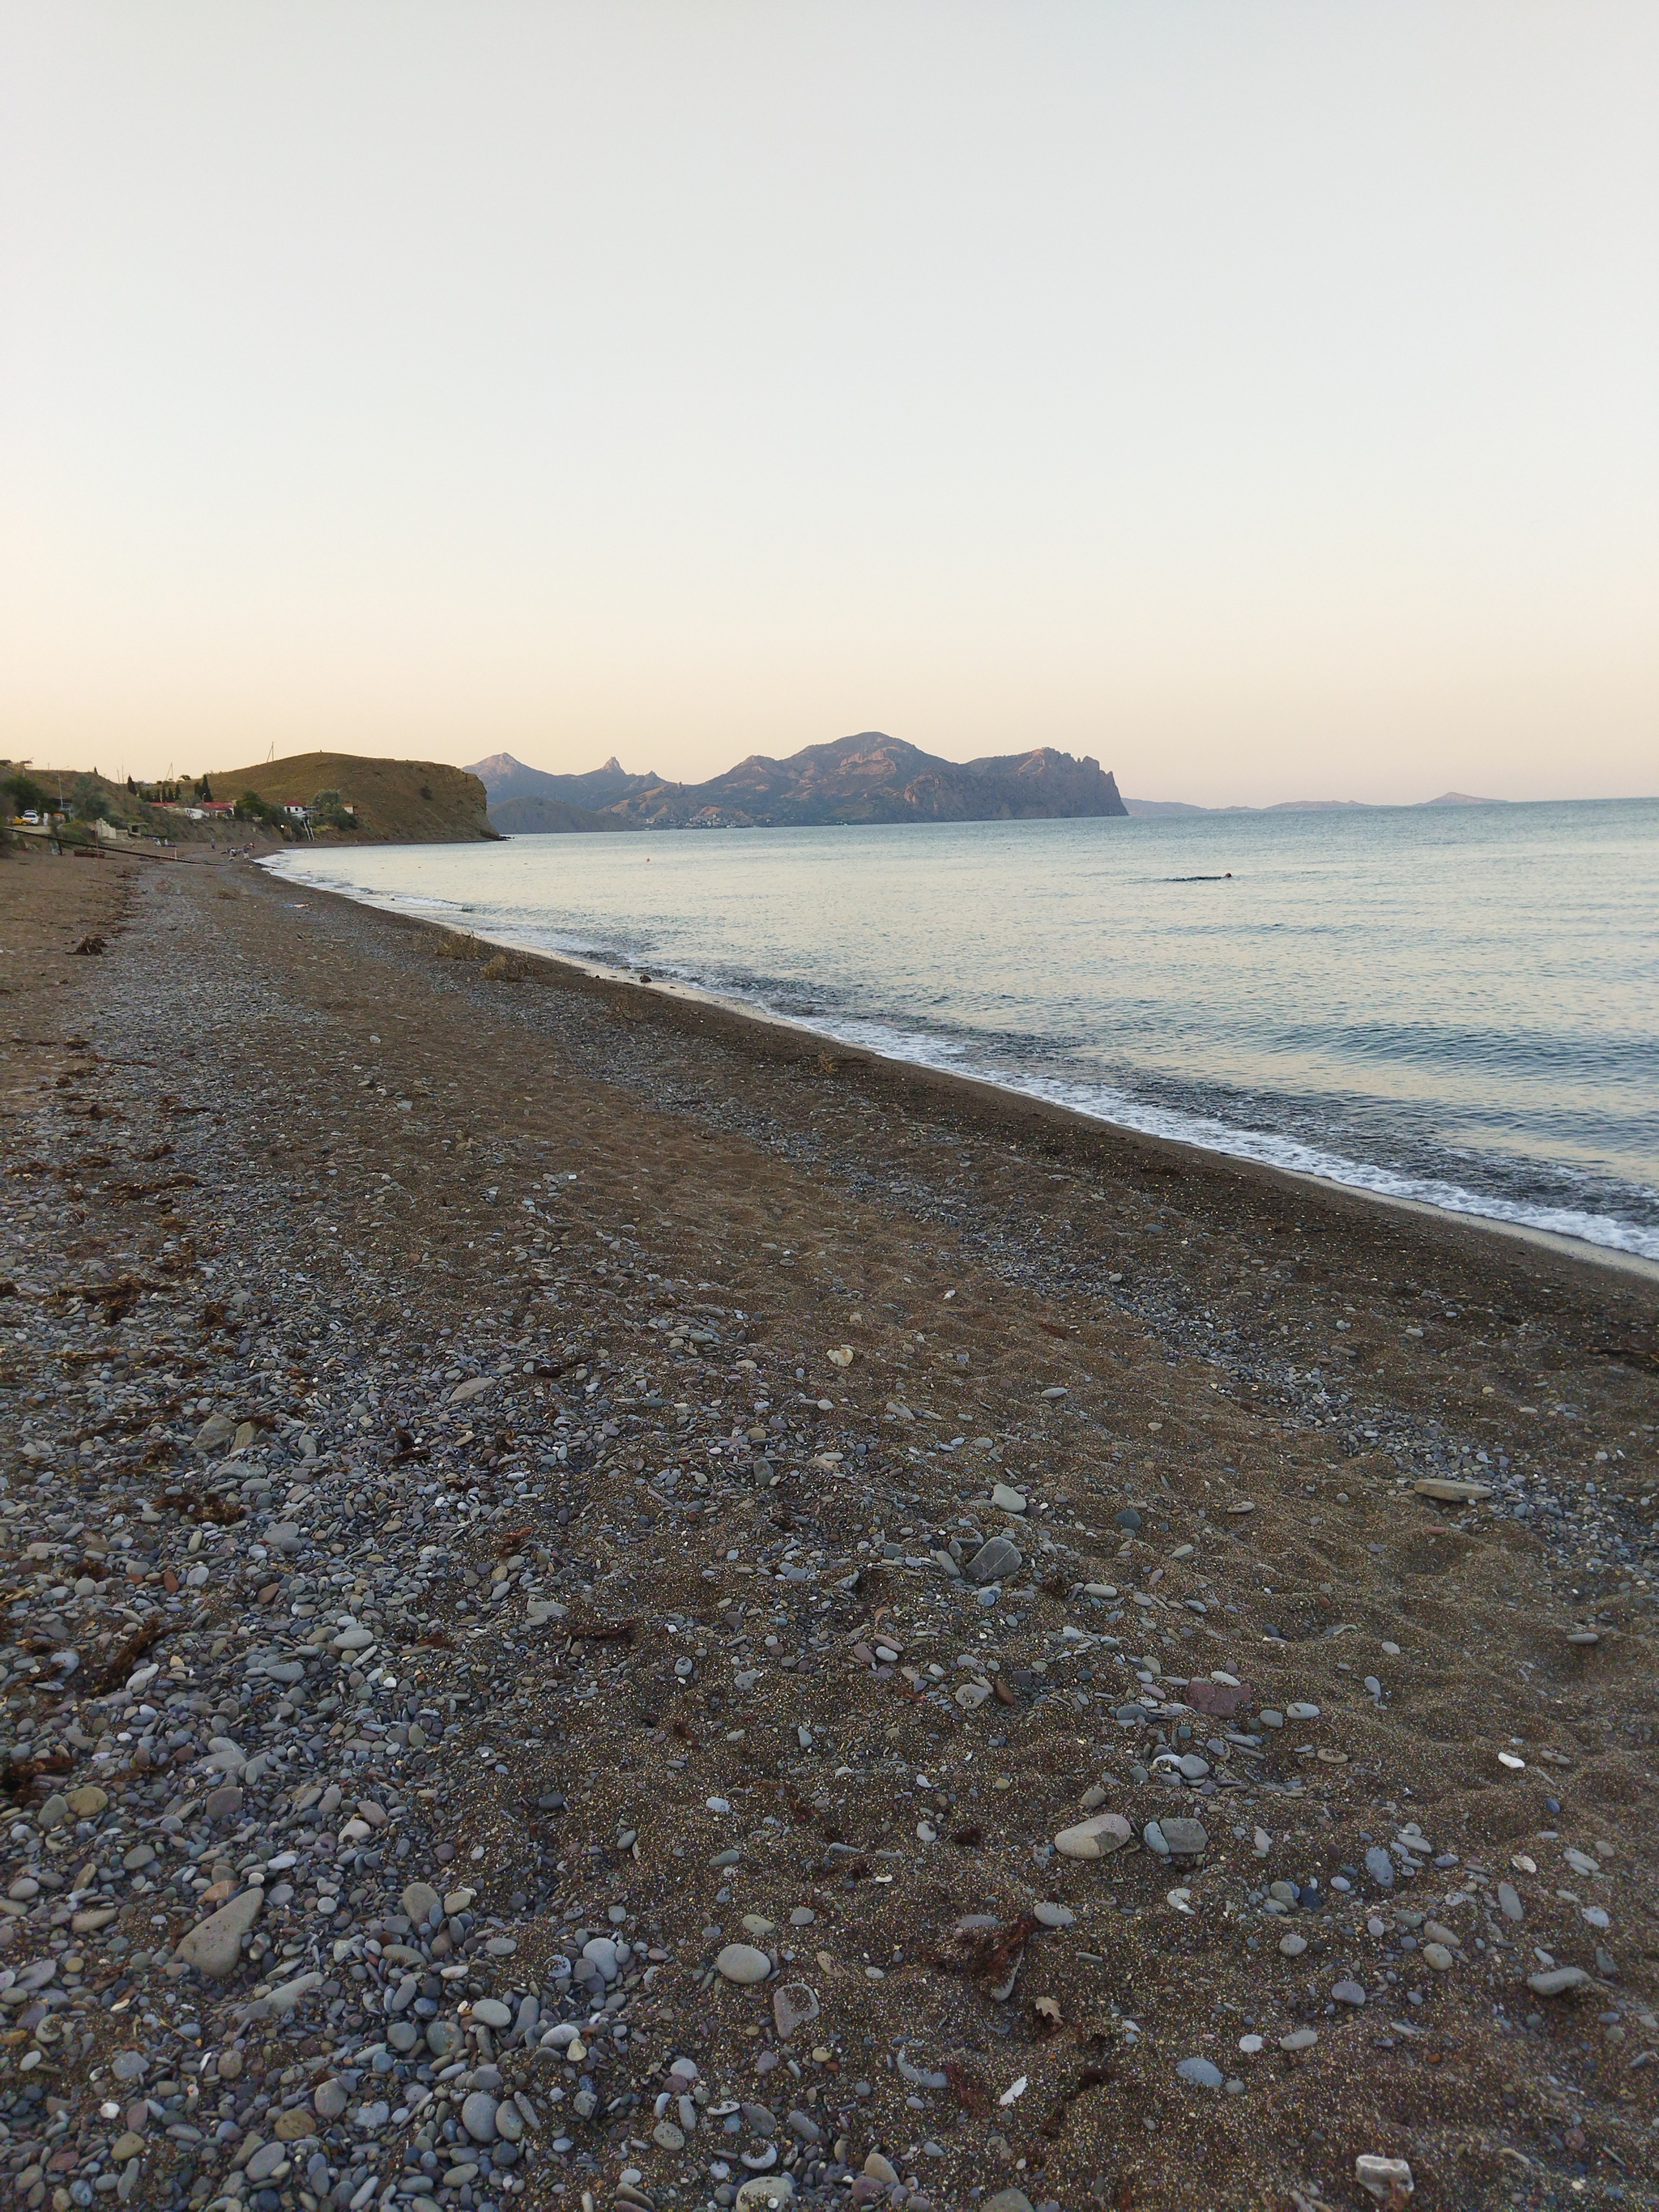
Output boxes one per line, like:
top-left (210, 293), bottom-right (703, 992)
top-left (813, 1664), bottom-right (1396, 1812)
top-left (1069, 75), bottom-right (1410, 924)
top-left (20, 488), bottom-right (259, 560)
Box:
top-left (467, 741), bottom-right (1507, 833)
top-left (1122, 790), bottom-right (1503, 816)
top-left (467, 734), bottom-right (1128, 833)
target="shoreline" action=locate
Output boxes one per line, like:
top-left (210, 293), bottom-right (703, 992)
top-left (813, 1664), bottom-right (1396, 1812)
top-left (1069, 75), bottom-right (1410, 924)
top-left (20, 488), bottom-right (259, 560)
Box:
top-left (262, 850), bottom-right (1659, 1289)
top-left (4, 843), bottom-right (1657, 2212)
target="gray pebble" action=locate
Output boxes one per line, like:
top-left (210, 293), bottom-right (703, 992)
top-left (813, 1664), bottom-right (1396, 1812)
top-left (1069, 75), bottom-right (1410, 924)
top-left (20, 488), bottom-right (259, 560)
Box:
top-left (715, 1941), bottom-right (772, 1984)
top-left (401, 1880), bottom-right (441, 1925)
top-left (966, 1534), bottom-right (1023, 1585)
top-left (1175, 2056), bottom-right (1224, 2088)
top-left (461, 2090), bottom-right (498, 2142)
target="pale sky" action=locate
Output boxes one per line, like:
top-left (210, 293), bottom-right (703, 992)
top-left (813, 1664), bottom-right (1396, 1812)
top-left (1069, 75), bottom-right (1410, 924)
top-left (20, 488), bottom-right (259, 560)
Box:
top-left (3, 4), bottom-right (1655, 803)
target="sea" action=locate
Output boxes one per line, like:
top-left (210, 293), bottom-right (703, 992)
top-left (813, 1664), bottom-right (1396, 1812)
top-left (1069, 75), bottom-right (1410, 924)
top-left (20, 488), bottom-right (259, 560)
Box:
top-left (267, 798), bottom-right (1659, 1264)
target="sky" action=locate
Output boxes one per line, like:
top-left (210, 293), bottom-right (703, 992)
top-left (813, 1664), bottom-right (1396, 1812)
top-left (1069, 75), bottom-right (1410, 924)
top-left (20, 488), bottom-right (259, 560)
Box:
top-left (2, 4), bottom-right (1656, 804)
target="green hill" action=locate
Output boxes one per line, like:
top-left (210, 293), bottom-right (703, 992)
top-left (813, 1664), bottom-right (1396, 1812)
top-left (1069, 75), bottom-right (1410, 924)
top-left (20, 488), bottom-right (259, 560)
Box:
top-left (207, 753), bottom-right (499, 843)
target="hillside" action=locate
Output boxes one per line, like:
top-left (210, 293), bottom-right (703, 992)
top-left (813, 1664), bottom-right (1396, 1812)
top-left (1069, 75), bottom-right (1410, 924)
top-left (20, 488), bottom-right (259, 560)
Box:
top-left (2, 766), bottom-right (224, 846)
top-left (467, 734), bottom-right (1127, 829)
top-left (208, 752), bottom-right (499, 842)
top-left (487, 793), bottom-right (634, 834)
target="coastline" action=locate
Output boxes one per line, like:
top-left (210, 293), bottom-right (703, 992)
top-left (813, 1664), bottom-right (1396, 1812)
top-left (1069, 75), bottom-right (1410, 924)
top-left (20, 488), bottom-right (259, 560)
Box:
top-left (262, 849), bottom-right (1659, 1280)
top-left (266, 850), bottom-right (1659, 1292)
top-left (2, 843), bottom-right (1657, 2212)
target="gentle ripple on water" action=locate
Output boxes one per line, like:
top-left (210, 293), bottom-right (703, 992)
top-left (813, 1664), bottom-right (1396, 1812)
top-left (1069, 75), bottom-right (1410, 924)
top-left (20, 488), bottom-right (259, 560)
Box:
top-left (270, 798), bottom-right (1659, 1261)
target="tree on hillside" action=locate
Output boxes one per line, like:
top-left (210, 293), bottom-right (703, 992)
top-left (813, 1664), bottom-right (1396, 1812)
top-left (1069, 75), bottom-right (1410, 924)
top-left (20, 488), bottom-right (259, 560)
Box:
top-left (3, 772), bottom-right (49, 817)
top-left (70, 779), bottom-right (114, 825)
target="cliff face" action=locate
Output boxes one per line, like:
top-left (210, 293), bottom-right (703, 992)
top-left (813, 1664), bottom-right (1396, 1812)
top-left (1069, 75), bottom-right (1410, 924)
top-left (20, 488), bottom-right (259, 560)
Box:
top-left (469, 735), bottom-right (1127, 830)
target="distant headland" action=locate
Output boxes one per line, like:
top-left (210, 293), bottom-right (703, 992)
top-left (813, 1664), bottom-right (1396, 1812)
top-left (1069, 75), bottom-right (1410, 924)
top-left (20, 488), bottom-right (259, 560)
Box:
top-left (468, 733), bottom-right (1128, 833)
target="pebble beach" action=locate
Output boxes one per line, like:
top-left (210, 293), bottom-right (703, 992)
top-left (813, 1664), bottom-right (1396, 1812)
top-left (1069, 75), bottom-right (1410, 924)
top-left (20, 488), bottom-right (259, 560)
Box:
top-left (2, 846), bottom-right (1657, 2212)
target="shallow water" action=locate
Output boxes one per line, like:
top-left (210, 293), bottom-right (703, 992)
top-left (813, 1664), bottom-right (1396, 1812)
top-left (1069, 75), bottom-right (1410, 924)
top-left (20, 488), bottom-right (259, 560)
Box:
top-left (270, 799), bottom-right (1659, 1259)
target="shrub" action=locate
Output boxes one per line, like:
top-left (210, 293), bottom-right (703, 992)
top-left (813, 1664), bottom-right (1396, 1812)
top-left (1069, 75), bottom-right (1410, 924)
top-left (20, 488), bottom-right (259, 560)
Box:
top-left (3, 772), bottom-right (49, 818)
top-left (70, 779), bottom-right (114, 825)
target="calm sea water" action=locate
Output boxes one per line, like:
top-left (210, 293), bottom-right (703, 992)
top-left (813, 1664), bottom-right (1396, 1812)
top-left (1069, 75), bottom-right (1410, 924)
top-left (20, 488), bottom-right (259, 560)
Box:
top-left (270, 799), bottom-right (1659, 1261)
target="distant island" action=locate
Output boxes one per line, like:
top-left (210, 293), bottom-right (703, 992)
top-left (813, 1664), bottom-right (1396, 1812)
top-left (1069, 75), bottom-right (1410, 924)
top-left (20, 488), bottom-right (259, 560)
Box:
top-left (1125, 789), bottom-right (1504, 817)
top-left (469, 733), bottom-right (1128, 833)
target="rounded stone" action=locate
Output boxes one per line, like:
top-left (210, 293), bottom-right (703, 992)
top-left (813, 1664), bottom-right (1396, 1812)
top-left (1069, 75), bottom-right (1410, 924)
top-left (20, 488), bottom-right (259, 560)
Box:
top-left (1157, 1817), bottom-right (1209, 1859)
top-left (471, 1998), bottom-right (512, 2030)
top-left (966, 1536), bottom-right (1022, 1586)
top-left (1279, 1933), bottom-right (1307, 1958)
top-left (735, 2180), bottom-right (795, 2212)
top-left (401, 1881), bottom-right (441, 1926)
top-left (175, 1886), bottom-right (262, 1979)
top-left (460, 2091), bottom-right (498, 2143)
top-left (1175, 2056), bottom-right (1224, 2089)
top-left (1422, 1942), bottom-right (1454, 1972)
top-left (1054, 1813), bottom-right (1132, 1861)
top-left (715, 1942), bottom-right (773, 1984)
top-left (772, 1981), bottom-right (819, 2039)
top-left (313, 2079), bottom-right (348, 2121)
